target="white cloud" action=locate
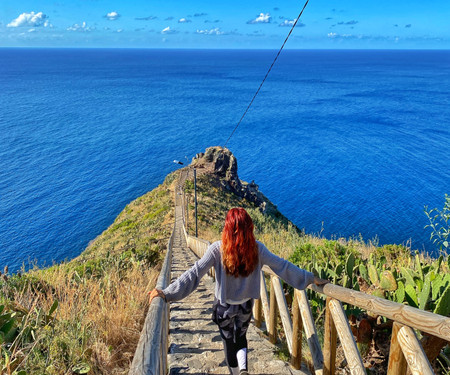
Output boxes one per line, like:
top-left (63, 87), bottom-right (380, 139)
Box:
top-left (178, 18), bottom-right (192, 23)
top-left (327, 32), bottom-right (367, 40)
top-left (67, 22), bottom-right (94, 32)
top-left (196, 27), bottom-right (224, 35)
top-left (7, 12), bottom-right (51, 28)
top-left (279, 18), bottom-right (305, 27)
top-left (247, 13), bottom-right (271, 24)
top-left (279, 19), bottom-right (295, 27)
top-left (106, 11), bottom-right (120, 21)
top-left (116, 29), bottom-right (123, 33)
top-left (161, 26), bottom-right (178, 34)
top-left (135, 16), bottom-right (157, 21)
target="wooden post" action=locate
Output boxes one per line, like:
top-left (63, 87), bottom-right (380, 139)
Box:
top-left (272, 275), bottom-right (293, 353)
top-left (323, 297), bottom-right (337, 375)
top-left (194, 168), bottom-right (198, 237)
top-left (329, 299), bottom-right (365, 375)
top-left (397, 326), bottom-right (434, 375)
top-left (296, 290), bottom-right (324, 375)
top-left (269, 275), bottom-right (278, 344)
top-left (290, 290), bottom-right (303, 370)
top-left (260, 271), bottom-right (270, 331)
top-left (387, 322), bottom-right (407, 375)
top-left (165, 302), bottom-right (170, 372)
top-left (161, 310), bottom-right (167, 375)
top-left (254, 298), bottom-right (263, 328)
top-left (185, 172), bottom-right (188, 232)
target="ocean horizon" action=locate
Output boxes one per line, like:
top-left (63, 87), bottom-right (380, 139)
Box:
top-left (1, 48), bottom-right (449, 272)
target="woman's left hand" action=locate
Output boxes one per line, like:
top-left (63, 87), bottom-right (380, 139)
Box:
top-left (313, 276), bottom-right (330, 286)
top-left (148, 288), bottom-right (166, 303)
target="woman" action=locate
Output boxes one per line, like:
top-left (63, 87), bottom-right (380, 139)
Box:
top-left (149, 207), bottom-right (328, 375)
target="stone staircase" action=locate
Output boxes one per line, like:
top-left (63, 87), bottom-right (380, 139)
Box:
top-left (167, 191), bottom-right (310, 375)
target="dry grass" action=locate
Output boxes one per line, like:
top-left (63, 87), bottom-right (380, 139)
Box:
top-left (9, 264), bottom-right (159, 374)
top-left (1, 171), bottom-right (179, 374)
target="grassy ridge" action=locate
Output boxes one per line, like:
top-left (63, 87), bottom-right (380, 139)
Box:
top-left (0, 171), bottom-right (178, 375)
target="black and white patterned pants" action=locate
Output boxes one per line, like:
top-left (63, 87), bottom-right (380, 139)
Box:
top-left (212, 298), bottom-right (254, 368)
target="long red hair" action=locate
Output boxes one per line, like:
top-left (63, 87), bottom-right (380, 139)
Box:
top-left (221, 208), bottom-right (258, 277)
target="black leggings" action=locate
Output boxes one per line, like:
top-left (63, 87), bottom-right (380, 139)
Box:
top-left (212, 299), bottom-right (253, 368)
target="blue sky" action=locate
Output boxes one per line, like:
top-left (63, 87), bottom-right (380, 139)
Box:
top-left (1, 0), bottom-right (448, 49)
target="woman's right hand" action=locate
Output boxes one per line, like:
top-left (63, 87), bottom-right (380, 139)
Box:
top-left (148, 288), bottom-right (166, 303)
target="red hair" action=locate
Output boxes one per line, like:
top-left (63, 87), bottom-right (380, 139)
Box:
top-left (221, 208), bottom-right (258, 277)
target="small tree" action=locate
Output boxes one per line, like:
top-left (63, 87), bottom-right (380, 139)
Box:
top-left (425, 194), bottom-right (450, 254)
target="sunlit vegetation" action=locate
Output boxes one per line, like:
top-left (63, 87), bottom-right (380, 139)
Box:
top-left (185, 172), bottom-right (450, 374)
top-left (1, 171), bottom-right (178, 374)
top-left (2, 166), bottom-right (448, 374)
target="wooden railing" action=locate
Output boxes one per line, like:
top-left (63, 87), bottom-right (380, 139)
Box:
top-left (128, 222), bottom-right (174, 375)
top-left (255, 266), bottom-right (450, 375)
top-left (128, 181), bottom-right (181, 375)
top-left (184, 234), bottom-right (215, 279)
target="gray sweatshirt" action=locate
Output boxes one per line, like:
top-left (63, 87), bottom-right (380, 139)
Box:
top-left (163, 240), bottom-right (314, 304)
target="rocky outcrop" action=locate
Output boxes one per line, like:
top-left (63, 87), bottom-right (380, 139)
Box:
top-left (192, 147), bottom-right (266, 211)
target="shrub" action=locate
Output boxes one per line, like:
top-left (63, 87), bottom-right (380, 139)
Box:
top-left (425, 194), bottom-right (450, 254)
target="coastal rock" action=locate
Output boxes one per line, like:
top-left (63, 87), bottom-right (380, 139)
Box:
top-left (192, 146), bottom-right (266, 210)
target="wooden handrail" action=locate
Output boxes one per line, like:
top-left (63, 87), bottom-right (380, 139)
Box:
top-left (260, 265), bottom-right (450, 342)
top-left (309, 282), bottom-right (450, 342)
top-left (128, 221), bottom-right (175, 375)
top-left (128, 180), bottom-right (187, 375)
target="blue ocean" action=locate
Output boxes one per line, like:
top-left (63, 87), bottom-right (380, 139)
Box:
top-left (1, 49), bottom-right (449, 272)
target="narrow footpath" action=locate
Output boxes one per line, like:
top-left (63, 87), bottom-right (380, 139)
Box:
top-left (167, 174), bottom-right (310, 375)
